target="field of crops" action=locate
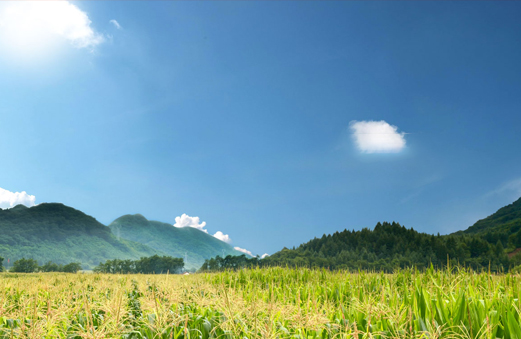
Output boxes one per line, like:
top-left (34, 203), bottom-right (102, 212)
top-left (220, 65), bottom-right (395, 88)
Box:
top-left (1, 268), bottom-right (521, 338)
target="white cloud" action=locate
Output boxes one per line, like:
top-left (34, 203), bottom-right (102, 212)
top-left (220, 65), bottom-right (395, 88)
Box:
top-left (213, 231), bottom-right (232, 244)
top-left (174, 214), bottom-right (208, 233)
top-left (350, 120), bottom-right (406, 153)
top-left (173, 214), bottom-right (246, 250)
top-left (260, 253), bottom-right (270, 259)
top-left (109, 19), bottom-right (121, 30)
top-left (0, 1), bottom-right (104, 56)
top-left (234, 246), bottom-right (253, 257)
top-left (0, 187), bottom-right (36, 209)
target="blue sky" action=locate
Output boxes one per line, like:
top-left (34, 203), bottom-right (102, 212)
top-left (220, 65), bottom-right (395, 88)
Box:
top-left (1, 1), bottom-right (521, 256)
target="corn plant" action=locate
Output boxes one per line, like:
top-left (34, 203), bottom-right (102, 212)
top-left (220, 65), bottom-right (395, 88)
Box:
top-left (0, 268), bottom-right (520, 338)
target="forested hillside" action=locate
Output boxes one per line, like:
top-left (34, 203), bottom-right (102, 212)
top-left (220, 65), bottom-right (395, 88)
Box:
top-left (260, 221), bottom-right (513, 271)
top-left (455, 197), bottom-right (521, 250)
top-left (0, 203), bottom-right (159, 269)
top-left (258, 198), bottom-right (521, 272)
top-left (109, 214), bottom-right (244, 270)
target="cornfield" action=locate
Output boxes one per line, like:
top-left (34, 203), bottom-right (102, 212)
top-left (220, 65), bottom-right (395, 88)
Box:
top-left (1, 267), bottom-right (521, 338)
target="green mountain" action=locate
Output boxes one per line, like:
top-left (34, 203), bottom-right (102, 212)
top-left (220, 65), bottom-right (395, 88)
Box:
top-left (108, 214), bottom-right (243, 270)
top-left (455, 197), bottom-right (521, 251)
top-left (258, 197), bottom-right (521, 272)
top-left (0, 203), bottom-right (160, 269)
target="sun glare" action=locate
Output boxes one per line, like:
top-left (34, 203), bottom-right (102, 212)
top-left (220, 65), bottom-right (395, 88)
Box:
top-left (0, 1), bottom-right (103, 62)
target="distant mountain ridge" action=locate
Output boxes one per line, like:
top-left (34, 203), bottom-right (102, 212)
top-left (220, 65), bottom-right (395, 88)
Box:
top-left (4, 196), bottom-right (520, 272)
top-left (0, 203), bottom-right (159, 269)
top-left (0, 203), bottom-right (246, 271)
top-left (108, 214), bottom-right (244, 270)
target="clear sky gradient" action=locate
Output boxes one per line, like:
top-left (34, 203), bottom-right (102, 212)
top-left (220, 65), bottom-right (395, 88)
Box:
top-left (1, 1), bottom-right (521, 256)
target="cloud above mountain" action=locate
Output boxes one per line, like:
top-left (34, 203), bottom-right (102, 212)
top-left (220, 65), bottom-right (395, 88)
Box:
top-left (213, 231), bottom-right (231, 243)
top-left (174, 214), bottom-right (208, 233)
top-left (173, 214), bottom-right (257, 254)
top-left (350, 120), bottom-right (406, 153)
top-left (0, 187), bottom-right (36, 209)
top-left (173, 214), bottom-right (232, 243)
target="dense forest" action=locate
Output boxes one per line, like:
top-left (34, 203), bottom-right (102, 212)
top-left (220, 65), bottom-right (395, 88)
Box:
top-left (261, 221), bottom-right (521, 272)
top-left (201, 199), bottom-right (521, 273)
top-left (237, 198), bottom-right (521, 272)
top-left (200, 222), bottom-right (519, 272)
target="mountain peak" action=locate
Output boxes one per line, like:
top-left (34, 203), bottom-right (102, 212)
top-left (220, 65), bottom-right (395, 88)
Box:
top-left (9, 204), bottom-right (29, 211)
top-left (113, 213), bottom-right (150, 225)
top-left (0, 203), bottom-right (158, 269)
top-left (108, 214), bottom-right (244, 269)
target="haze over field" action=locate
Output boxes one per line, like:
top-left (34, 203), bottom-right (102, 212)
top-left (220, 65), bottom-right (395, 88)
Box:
top-left (1, 1), bottom-right (521, 257)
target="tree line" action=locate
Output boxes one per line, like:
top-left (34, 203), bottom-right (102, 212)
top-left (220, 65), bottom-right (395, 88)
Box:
top-left (1, 254), bottom-right (185, 274)
top-left (0, 256), bottom-right (81, 273)
top-left (199, 254), bottom-right (258, 272)
top-left (261, 222), bottom-right (519, 272)
top-left (200, 222), bottom-right (521, 273)
top-left (93, 254), bottom-right (184, 274)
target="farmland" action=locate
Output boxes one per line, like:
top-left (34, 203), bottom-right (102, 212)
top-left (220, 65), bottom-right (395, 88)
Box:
top-left (1, 268), bottom-right (521, 338)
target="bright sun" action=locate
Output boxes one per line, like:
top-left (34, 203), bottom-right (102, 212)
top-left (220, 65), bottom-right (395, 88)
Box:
top-left (0, 1), bottom-right (103, 61)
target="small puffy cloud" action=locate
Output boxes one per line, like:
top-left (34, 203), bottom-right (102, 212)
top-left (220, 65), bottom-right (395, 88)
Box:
top-left (0, 187), bottom-right (36, 209)
top-left (213, 231), bottom-right (232, 244)
top-left (350, 120), bottom-right (406, 153)
top-left (173, 214), bottom-right (247, 250)
top-left (234, 246), bottom-right (253, 257)
top-left (110, 19), bottom-right (121, 30)
top-left (260, 253), bottom-right (270, 259)
top-left (174, 214), bottom-right (208, 233)
top-left (0, 1), bottom-right (104, 56)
